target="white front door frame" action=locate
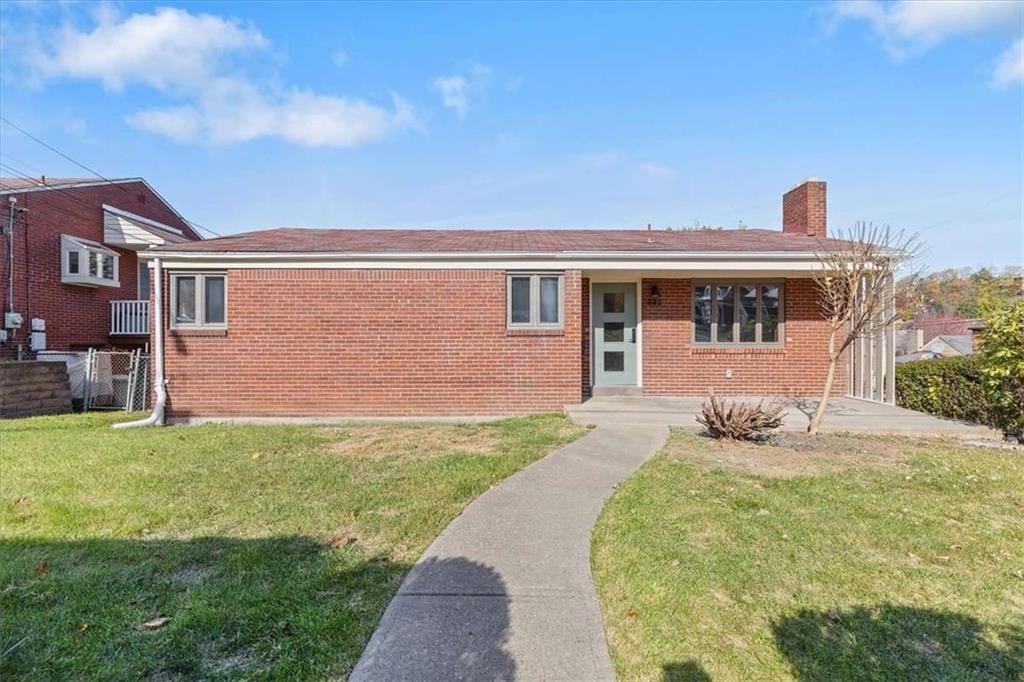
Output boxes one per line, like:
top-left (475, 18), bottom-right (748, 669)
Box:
top-left (587, 274), bottom-right (642, 389)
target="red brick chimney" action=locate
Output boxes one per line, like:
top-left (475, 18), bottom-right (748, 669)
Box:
top-left (782, 178), bottom-right (827, 237)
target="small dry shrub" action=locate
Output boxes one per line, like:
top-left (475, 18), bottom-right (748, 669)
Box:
top-left (697, 391), bottom-right (787, 441)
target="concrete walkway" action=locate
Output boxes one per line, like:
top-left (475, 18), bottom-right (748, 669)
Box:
top-left (566, 396), bottom-right (999, 437)
top-left (351, 424), bottom-right (668, 681)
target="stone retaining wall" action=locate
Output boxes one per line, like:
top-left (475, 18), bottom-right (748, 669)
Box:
top-left (0, 361), bottom-right (73, 418)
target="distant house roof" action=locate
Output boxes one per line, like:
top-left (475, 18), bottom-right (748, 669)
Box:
top-left (0, 177), bottom-right (138, 192)
top-left (904, 316), bottom-right (983, 339)
top-left (0, 176), bottom-right (203, 242)
top-left (150, 226), bottom-right (848, 256)
top-left (923, 335), bottom-right (973, 357)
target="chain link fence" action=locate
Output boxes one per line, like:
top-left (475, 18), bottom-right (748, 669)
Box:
top-left (37, 349), bottom-right (150, 412)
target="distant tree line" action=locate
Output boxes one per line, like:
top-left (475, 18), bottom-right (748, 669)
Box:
top-left (896, 266), bottom-right (1023, 320)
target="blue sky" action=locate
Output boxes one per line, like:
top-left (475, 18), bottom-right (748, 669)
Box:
top-left (1, 0), bottom-right (1021, 271)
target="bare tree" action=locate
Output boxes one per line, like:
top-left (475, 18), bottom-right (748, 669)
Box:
top-left (808, 223), bottom-right (922, 434)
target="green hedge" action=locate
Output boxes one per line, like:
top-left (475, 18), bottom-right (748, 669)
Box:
top-left (895, 355), bottom-right (996, 426)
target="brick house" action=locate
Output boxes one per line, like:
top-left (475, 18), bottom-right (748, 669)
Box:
top-left (0, 177), bottom-right (202, 357)
top-left (143, 178), bottom-right (895, 419)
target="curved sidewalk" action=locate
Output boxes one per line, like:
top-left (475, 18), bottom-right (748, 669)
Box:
top-left (351, 423), bottom-right (668, 681)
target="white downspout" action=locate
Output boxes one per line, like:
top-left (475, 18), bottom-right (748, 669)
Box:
top-left (114, 257), bottom-right (166, 429)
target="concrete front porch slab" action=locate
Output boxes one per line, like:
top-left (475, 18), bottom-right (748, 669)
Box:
top-left (566, 396), bottom-right (999, 437)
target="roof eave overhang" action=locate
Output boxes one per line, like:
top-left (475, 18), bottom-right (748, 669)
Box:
top-left (139, 249), bottom-right (827, 272)
top-left (142, 250), bottom-right (823, 260)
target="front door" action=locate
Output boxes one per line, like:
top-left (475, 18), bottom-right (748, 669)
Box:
top-left (593, 283), bottom-right (638, 386)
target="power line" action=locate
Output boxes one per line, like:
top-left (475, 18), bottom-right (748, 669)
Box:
top-left (1, 116), bottom-right (132, 194)
top-left (2, 161), bottom-right (226, 244)
top-left (0, 118), bottom-right (223, 238)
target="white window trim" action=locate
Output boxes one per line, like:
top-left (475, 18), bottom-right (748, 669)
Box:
top-left (693, 280), bottom-right (785, 346)
top-left (169, 272), bottom-right (228, 330)
top-left (506, 272), bottom-right (565, 329)
top-left (60, 234), bottom-right (120, 288)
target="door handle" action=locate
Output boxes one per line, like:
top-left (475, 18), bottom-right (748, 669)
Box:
top-left (631, 329), bottom-right (636, 343)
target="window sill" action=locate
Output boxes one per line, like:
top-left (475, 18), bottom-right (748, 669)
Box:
top-left (169, 328), bottom-right (228, 338)
top-left (62, 277), bottom-right (120, 289)
top-left (690, 345), bottom-right (785, 355)
top-left (506, 327), bottom-right (565, 337)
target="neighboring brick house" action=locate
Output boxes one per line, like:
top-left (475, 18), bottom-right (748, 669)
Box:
top-left (143, 178), bottom-right (893, 419)
top-left (0, 177), bottom-right (202, 357)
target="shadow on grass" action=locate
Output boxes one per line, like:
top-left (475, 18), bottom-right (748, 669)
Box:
top-left (0, 537), bottom-right (509, 680)
top-left (772, 604), bottom-right (1024, 681)
top-left (662, 659), bottom-right (712, 681)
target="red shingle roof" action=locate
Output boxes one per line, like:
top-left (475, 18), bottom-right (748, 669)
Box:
top-left (154, 227), bottom-right (840, 254)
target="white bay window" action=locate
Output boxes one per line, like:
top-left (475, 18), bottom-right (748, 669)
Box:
top-left (61, 235), bottom-right (119, 287)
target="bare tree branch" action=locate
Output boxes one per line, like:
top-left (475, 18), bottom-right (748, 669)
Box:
top-left (808, 223), bottom-right (923, 434)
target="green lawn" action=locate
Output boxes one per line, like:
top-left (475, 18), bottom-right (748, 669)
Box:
top-left (0, 412), bottom-right (585, 679)
top-left (592, 430), bottom-right (1024, 681)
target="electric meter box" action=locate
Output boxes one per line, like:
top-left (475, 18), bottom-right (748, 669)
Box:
top-left (4, 311), bottom-right (23, 329)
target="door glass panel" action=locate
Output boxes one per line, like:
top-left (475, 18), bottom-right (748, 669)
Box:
top-left (604, 351), bottom-right (624, 372)
top-left (175, 276), bottom-right (196, 324)
top-left (604, 322), bottom-right (624, 342)
top-left (539, 276), bottom-right (559, 323)
top-left (603, 292), bottom-right (624, 314)
top-left (739, 285), bottom-right (757, 342)
top-left (138, 262), bottom-right (150, 300)
top-left (694, 285), bottom-right (711, 342)
top-left (204, 276), bottom-right (226, 324)
top-left (510, 277), bottom-right (531, 323)
top-left (715, 285), bottom-right (734, 342)
top-left (761, 284), bottom-right (780, 342)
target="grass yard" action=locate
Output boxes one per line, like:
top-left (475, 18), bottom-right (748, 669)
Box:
top-left (592, 430), bottom-right (1024, 681)
top-left (0, 412), bottom-right (586, 679)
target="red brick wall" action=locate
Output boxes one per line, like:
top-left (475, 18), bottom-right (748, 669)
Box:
top-left (161, 269), bottom-right (585, 417)
top-left (0, 181), bottom-right (195, 356)
top-left (639, 277), bottom-right (846, 397)
top-left (782, 180), bottom-right (827, 237)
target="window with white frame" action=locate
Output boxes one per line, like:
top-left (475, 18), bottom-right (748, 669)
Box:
top-left (170, 273), bottom-right (227, 329)
top-left (507, 273), bottom-right (564, 328)
top-left (693, 282), bottom-right (783, 345)
top-left (61, 235), bottom-right (119, 287)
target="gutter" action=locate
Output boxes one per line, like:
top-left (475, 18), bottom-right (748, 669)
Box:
top-left (114, 257), bottom-right (167, 429)
top-left (138, 249), bottom-right (826, 261)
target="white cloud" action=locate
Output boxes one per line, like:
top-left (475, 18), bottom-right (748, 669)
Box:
top-left (831, 0), bottom-right (1020, 57)
top-left (432, 75), bottom-right (470, 118)
top-left (127, 78), bottom-right (416, 147)
top-left (636, 162), bottom-right (674, 179)
top-left (829, 0), bottom-right (1022, 86)
top-left (35, 6), bottom-right (267, 92)
top-left (993, 37), bottom-right (1024, 88)
top-left (63, 117), bottom-right (87, 136)
top-left (332, 48), bottom-right (349, 68)
top-left (579, 151), bottom-right (675, 179)
top-left (431, 63), bottom-right (495, 119)
top-left (125, 106), bottom-right (202, 143)
top-left (20, 6), bottom-right (414, 147)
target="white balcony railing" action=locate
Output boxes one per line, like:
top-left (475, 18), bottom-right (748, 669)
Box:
top-left (110, 300), bottom-right (149, 335)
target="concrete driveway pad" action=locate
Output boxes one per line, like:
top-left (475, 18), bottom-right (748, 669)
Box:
top-left (351, 423), bottom-right (668, 681)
